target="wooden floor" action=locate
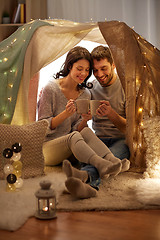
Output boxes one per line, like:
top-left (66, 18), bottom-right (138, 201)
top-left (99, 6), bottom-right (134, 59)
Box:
top-left (1, 210), bottom-right (160, 240)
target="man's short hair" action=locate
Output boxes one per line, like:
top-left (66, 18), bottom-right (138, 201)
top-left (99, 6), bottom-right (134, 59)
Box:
top-left (91, 45), bottom-right (113, 65)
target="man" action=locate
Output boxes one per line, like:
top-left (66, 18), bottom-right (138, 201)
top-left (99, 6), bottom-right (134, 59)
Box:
top-left (89, 45), bottom-right (130, 159)
top-left (63, 46), bottom-right (130, 199)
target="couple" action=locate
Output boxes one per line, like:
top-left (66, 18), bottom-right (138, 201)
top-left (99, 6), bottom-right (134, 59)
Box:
top-left (38, 45), bottom-right (130, 199)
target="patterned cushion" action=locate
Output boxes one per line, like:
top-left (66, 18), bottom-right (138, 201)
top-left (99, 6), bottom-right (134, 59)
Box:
top-left (0, 120), bottom-right (48, 179)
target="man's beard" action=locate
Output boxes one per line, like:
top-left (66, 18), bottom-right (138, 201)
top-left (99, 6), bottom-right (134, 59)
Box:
top-left (100, 72), bottom-right (114, 87)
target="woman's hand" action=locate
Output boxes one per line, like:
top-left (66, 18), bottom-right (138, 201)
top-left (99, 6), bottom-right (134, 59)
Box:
top-left (51, 99), bottom-right (76, 129)
top-left (81, 110), bottom-right (92, 122)
top-left (65, 99), bottom-right (76, 115)
top-left (77, 110), bottom-right (92, 132)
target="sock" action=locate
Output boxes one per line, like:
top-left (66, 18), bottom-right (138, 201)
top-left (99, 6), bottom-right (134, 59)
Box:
top-left (121, 159), bottom-right (130, 172)
top-left (89, 155), bottom-right (122, 178)
top-left (103, 155), bottom-right (130, 176)
top-left (104, 153), bottom-right (130, 172)
top-left (62, 160), bottom-right (88, 182)
top-left (65, 177), bottom-right (97, 199)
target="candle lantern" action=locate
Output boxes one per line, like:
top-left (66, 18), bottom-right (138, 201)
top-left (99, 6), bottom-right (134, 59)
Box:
top-left (35, 180), bottom-right (57, 219)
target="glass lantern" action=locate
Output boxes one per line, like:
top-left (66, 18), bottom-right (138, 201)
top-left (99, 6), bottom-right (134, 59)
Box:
top-left (35, 180), bottom-right (57, 219)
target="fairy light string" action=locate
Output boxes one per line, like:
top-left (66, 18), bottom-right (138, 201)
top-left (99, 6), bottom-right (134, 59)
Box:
top-left (0, 20), bottom-right (52, 124)
top-left (132, 30), bottom-right (160, 167)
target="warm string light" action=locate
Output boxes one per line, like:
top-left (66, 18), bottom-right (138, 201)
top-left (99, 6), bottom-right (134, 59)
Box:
top-left (138, 107), bottom-right (143, 113)
top-left (140, 122), bottom-right (143, 127)
top-left (0, 23), bottom-right (35, 122)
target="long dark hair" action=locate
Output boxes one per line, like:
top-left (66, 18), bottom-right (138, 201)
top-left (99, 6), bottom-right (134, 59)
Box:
top-left (55, 46), bottom-right (93, 89)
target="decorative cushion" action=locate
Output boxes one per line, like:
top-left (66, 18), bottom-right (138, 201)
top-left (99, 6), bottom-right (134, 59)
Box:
top-left (0, 120), bottom-right (48, 179)
top-left (143, 116), bottom-right (160, 178)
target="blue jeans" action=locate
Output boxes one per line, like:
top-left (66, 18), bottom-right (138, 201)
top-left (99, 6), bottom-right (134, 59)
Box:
top-left (81, 138), bottom-right (130, 190)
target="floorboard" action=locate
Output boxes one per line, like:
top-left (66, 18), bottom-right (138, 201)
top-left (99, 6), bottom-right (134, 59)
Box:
top-left (1, 210), bottom-right (160, 240)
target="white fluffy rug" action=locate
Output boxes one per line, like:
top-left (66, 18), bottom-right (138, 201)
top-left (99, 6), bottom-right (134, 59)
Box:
top-left (1, 167), bottom-right (160, 232)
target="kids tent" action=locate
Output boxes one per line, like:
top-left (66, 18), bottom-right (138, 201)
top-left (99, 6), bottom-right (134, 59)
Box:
top-left (0, 19), bottom-right (160, 175)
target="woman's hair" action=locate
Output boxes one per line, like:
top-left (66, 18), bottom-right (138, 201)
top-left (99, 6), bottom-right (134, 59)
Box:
top-left (91, 45), bottom-right (113, 65)
top-left (55, 46), bottom-right (93, 89)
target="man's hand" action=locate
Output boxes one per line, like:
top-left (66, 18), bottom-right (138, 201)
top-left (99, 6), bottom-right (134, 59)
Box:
top-left (96, 100), bottom-right (126, 133)
top-left (96, 100), bottom-right (112, 117)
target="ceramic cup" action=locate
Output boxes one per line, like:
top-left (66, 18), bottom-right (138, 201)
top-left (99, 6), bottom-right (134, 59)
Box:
top-left (90, 100), bottom-right (101, 116)
top-left (75, 99), bottom-right (90, 114)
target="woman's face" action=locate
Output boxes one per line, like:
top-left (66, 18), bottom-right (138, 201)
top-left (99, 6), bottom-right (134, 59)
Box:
top-left (69, 59), bottom-right (90, 85)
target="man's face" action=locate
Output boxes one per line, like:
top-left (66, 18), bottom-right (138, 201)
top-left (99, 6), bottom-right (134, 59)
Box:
top-left (93, 58), bottom-right (116, 87)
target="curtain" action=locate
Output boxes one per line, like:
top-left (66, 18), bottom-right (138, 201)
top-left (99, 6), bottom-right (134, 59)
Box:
top-left (47, 0), bottom-right (160, 50)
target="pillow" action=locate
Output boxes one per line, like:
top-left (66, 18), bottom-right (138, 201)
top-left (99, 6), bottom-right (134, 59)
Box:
top-left (0, 120), bottom-right (48, 179)
top-left (143, 116), bottom-right (160, 178)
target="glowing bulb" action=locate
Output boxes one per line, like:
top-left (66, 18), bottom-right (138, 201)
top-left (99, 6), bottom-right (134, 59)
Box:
top-left (140, 122), bottom-right (143, 127)
top-left (8, 97), bottom-right (12, 102)
top-left (138, 143), bottom-right (142, 148)
top-left (143, 64), bottom-right (146, 68)
top-left (138, 107), bottom-right (143, 113)
top-left (3, 57), bottom-right (8, 62)
top-left (8, 84), bottom-right (13, 88)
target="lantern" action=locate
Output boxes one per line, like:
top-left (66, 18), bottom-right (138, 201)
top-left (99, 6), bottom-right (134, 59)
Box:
top-left (35, 180), bottom-right (57, 219)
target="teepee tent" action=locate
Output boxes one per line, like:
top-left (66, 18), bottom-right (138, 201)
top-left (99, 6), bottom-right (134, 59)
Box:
top-left (0, 19), bottom-right (160, 173)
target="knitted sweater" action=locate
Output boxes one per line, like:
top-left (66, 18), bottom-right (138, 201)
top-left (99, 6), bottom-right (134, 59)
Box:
top-left (38, 79), bottom-right (91, 141)
top-left (89, 77), bottom-right (126, 139)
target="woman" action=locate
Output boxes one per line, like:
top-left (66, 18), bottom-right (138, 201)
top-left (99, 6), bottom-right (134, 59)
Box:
top-left (38, 46), bottom-right (124, 198)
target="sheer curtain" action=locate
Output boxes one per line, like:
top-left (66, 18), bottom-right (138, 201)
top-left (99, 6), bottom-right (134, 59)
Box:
top-left (47, 0), bottom-right (160, 49)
